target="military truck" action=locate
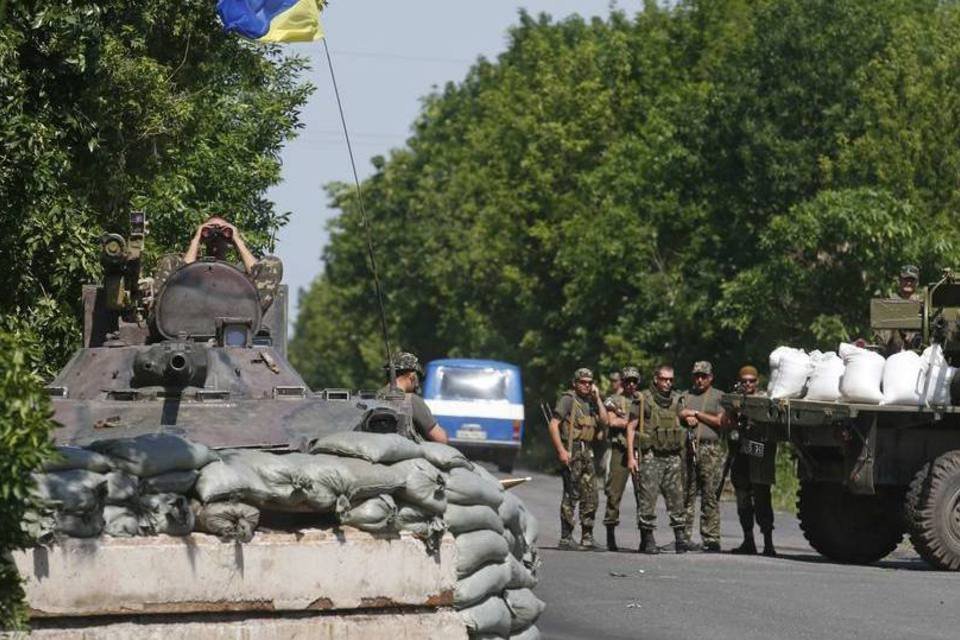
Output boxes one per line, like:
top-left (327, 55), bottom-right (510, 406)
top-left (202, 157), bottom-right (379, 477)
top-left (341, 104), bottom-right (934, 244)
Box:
top-left (724, 271), bottom-right (960, 570)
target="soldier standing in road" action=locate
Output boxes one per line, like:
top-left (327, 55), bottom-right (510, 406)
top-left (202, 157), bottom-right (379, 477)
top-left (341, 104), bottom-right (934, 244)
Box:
top-left (628, 364), bottom-right (690, 554)
top-left (724, 365), bottom-right (778, 556)
top-left (548, 367), bottom-right (609, 551)
top-left (679, 361), bottom-right (726, 552)
top-left (602, 367), bottom-right (641, 552)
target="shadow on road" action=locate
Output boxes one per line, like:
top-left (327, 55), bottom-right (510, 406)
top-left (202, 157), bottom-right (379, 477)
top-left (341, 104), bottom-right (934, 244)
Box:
top-left (773, 551), bottom-right (934, 571)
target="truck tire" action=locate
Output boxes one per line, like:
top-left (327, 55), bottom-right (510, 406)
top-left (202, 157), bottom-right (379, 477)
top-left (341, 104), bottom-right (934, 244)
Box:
top-left (905, 451), bottom-right (960, 571)
top-left (797, 481), bottom-right (903, 564)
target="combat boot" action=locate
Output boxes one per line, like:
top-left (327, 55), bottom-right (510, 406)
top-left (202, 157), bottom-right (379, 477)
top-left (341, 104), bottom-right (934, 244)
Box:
top-left (639, 529), bottom-right (660, 554)
top-left (673, 529), bottom-right (690, 554)
top-left (557, 537), bottom-right (579, 551)
top-left (762, 531), bottom-right (776, 557)
top-left (580, 531), bottom-right (600, 551)
top-left (606, 525), bottom-right (618, 552)
top-left (703, 540), bottom-right (721, 553)
top-left (731, 535), bottom-right (757, 555)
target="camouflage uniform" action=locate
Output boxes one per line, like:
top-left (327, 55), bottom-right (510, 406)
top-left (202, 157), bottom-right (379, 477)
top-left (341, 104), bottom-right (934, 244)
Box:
top-left (681, 385), bottom-right (725, 546)
top-left (154, 254), bottom-right (283, 311)
top-left (602, 391), bottom-right (640, 527)
top-left (637, 386), bottom-right (686, 533)
top-left (554, 390), bottom-right (601, 541)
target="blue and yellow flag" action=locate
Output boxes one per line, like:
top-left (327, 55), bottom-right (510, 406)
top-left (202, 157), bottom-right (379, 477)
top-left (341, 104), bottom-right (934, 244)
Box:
top-left (217, 0), bottom-right (324, 43)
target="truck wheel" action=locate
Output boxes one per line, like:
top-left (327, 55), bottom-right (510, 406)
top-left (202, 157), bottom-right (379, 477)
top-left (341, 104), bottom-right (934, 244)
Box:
top-left (797, 481), bottom-right (903, 564)
top-left (905, 451), bottom-right (960, 570)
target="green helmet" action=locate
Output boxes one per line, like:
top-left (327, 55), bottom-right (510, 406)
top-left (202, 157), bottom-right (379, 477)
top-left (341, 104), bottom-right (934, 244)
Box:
top-left (572, 367), bottom-right (594, 382)
top-left (386, 352), bottom-right (423, 375)
top-left (621, 366), bottom-right (641, 383)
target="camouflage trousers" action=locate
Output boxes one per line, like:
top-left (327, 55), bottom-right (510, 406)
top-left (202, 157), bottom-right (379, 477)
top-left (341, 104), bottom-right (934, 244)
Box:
top-left (637, 449), bottom-right (686, 531)
top-left (560, 443), bottom-right (598, 538)
top-left (684, 441), bottom-right (725, 544)
top-left (603, 443), bottom-right (639, 526)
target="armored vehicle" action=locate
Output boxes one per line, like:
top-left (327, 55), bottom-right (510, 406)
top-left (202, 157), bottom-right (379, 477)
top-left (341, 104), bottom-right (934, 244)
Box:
top-left (48, 213), bottom-right (399, 450)
top-left (724, 270), bottom-right (960, 570)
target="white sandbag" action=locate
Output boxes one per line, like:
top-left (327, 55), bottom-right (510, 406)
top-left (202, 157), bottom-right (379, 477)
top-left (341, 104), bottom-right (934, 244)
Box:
top-left (89, 434), bottom-right (217, 477)
top-left (140, 469), bottom-right (199, 495)
top-left (881, 350), bottom-right (925, 406)
top-left (31, 470), bottom-right (107, 512)
top-left (308, 432), bottom-right (422, 464)
top-left (498, 491), bottom-right (523, 535)
top-left (419, 442), bottom-right (474, 470)
top-left (42, 447), bottom-right (114, 473)
top-left (510, 625), bottom-right (542, 640)
top-left (339, 494), bottom-right (397, 533)
top-left (454, 560), bottom-right (511, 609)
top-left (105, 471), bottom-right (139, 505)
top-left (921, 344), bottom-right (956, 406)
top-left (506, 554), bottom-right (538, 590)
top-left (193, 501), bottom-right (260, 542)
top-left (804, 351), bottom-right (845, 401)
top-left (138, 493), bottom-right (195, 536)
top-left (767, 346), bottom-right (812, 400)
top-left (456, 529), bottom-right (510, 578)
top-left (391, 458), bottom-right (447, 514)
top-left (103, 505), bottom-right (140, 537)
top-left (445, 504), bottom-right (505, 535)
top-left (505, 588), bottom-right (546, 632)
top-left (195, 457), bottom-right (271, 504)
top-left (447, 468), bottom-right (504, 509)
top-left (839, 342), bottom-right (885, 404)
top-left (458, 595), bottom-right (512, 637)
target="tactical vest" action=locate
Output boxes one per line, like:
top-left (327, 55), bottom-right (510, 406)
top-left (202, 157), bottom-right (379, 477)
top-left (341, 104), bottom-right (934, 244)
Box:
top-left (560, 391), bottom-right (598, 444)
top-left (370, 386), bottom-right (424, 443)
top-left (641, 389), bottom-right (683, 452)
top-left (607, 393), bottom-right (632, 447)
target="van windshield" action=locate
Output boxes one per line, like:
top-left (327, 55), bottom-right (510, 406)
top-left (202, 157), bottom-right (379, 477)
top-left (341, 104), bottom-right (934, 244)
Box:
top-left (437, 367), bottom-right (509, 401)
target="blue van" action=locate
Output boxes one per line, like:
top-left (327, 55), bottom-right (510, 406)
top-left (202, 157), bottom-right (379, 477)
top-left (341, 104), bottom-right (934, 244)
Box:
top-left (422, 359), bottom-right (524, 472)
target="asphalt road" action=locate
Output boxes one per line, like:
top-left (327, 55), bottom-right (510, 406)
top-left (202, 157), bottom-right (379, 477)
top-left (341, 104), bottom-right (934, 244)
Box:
top-left (496, 466), bottom-right (960, 640)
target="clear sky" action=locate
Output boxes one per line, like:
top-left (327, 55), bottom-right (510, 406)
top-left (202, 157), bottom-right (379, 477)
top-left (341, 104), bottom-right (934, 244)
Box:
top-left (268, 0), bottom-right (626, 327)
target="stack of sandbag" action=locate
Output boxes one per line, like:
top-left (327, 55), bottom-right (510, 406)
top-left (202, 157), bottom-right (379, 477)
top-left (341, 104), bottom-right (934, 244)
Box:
top-left (920, 344), bottom-right (956, 406)
top-left (839, 342), bottom-right (885, 404)
top-left (767, 347), bottom-right (813, 400)
top-left (804, 351), bottom-right (845, 401)
top-left (88, 434), bottom-right (217, 537)
top-left (24, 448), bottom-right (114, 542)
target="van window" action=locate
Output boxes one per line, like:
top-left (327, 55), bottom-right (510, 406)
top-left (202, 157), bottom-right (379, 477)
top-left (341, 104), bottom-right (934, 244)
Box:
top-left (438, 367), bottom-right (509, 401)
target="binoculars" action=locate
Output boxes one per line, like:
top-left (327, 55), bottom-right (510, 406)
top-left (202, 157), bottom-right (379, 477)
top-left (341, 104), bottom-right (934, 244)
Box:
top-left (200, 224), bottom-right (233, 242)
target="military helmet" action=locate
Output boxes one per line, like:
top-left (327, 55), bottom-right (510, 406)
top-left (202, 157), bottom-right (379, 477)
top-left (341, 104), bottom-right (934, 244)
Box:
top-left (572, 367), bottom-right (594, 382)
top-left (386, 352), bottom-right (423, 375)
top-left (900, 264), bottom-right (920, 281)
top-left (620, 366), bottom-right (641, 383)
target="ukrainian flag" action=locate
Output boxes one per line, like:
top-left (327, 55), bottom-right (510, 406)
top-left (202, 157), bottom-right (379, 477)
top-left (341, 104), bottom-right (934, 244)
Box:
top-left (217, 0), bottom-right (324, 43)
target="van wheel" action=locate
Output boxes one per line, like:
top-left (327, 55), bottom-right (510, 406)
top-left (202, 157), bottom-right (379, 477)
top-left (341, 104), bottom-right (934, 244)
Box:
top-left (905, 451), bottom-right (960, 571)
top-left (497, 453), bottom-right (516, 474)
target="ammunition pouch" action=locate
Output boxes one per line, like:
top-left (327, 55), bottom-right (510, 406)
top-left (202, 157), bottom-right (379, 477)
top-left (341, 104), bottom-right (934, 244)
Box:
top-left (562, 414), bottom-right (598, 444)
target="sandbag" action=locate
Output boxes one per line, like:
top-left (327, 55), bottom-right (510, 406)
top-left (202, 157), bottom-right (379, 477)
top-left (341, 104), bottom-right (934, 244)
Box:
top-left (89, 434), bottom-right (217, 477)
top-left (55, 509), bottom-right (105, 538)
top-left (505, 588), bottom-right (546, 632)
top-left (447, 467), bottom-right (503, 509)
top-left (396, 502), bottom-right (446, 537)
top-left (141, 469), bottom-right (199, 495)
top-left (456, 529), bottom-right (510, 578)
top-left (419, 442), bottom-right (473, 470)
top-left (503, 528), bottom-right (525, 560)
top-left (445, 503), bottom-right (504, 535)
top-left (881, 350), bottom-right (924, 406)
top-left (327, 455), bottom-right (405, 502)
top-left (339, 494), bottom-right (397, 533)
top-left (473, 465), bottom-right (506, 494)
top-left (42, 447), bottom-right (114, 473)
top-left (498, 491), bottom-right (523, 535)
top-left (137, 493), bottom-right (195, 536)
top-left (454, 560), bottom-right (511, 609)
top-left (458, 595), bottom-right (512, 637)
top-left (767, 346), bottom-right (812, 400)
top-left (31, 470), bottom-right (107, 512)
top-left (510, 625), bottom-right (542, 640)
top-left (506, 553), bottom-right (538, 590)
top-left (391, 458), bottom-right (447, 514)
top-left (193, 501), bottom-right (260, 542)
top-left (195, 457), bottom-right (271, 504)
top-left (105, 471), bottom-right (139, 505)
top-left (839, 342), bottom-right (885, 404)
top-left (103, 505), bottom-right (140, 537)
top-left (225, 450), bottom-right (316, 510)
top-left (518, 504), bottom-right (538, 548)
top-left (308, 432), bottom-right (422, 464)
top-left (804, 351), bottom-right (845, 402)
top-left (921, 344), bottom-right (957, 406)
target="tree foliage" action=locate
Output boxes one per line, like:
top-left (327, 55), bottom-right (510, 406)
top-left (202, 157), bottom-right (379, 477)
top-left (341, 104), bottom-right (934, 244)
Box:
top-left (0, 0), bottom-right (312, 373)
top-left (291, 0), bottom-right (958, 459)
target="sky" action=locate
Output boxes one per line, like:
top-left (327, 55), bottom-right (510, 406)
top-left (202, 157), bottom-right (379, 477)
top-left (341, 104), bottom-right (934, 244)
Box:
top-left (268, 0), bottom-right (627, 328)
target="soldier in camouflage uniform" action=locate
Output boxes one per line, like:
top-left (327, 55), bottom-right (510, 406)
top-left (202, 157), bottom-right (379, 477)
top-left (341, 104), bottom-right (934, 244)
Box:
top-left (154, 216), bottom-right (283, 311)
top-left (602, 367), bottom-right (641, 552)
top-left (627, 364), bottom-right (689, 554)
top-left (548, 367), bottom-right (609, 551)
top-left (374, 352), bottom-right (449, 444)
top-left (679, 361), bottom-right (726, 552)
